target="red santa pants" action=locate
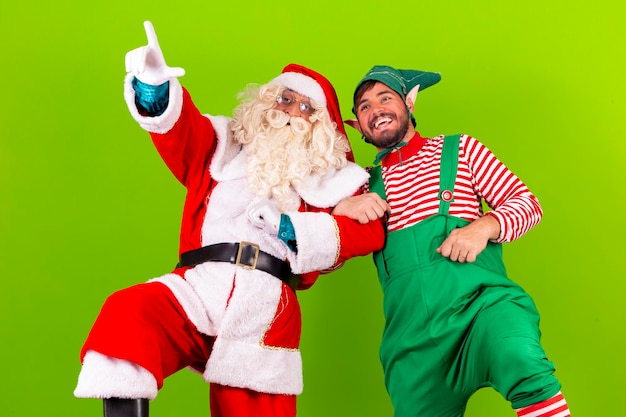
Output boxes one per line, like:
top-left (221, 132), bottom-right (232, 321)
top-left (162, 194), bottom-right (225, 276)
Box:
top-left (80, 281), bottom-right (297, 417)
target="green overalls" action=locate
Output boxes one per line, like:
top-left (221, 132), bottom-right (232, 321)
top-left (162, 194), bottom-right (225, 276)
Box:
top-left (369, 135), bottom-right (561, 417)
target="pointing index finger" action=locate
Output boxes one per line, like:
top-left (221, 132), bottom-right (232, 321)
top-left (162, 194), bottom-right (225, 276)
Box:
top-left (143, 20), bottom-right (160, 49)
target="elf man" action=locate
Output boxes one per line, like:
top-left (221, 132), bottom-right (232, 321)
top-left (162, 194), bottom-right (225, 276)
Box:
top-left (335, 65), bottom-right (572, 417)
top-left (74, 21), bottom-right (384, 417)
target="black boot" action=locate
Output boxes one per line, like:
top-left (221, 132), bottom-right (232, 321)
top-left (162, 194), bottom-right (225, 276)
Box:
top-left (103, 398), bottom-right (149, 417)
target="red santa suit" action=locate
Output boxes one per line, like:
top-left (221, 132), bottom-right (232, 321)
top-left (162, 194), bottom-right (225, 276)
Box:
top-left (74, 64), bottom-right (384, 416)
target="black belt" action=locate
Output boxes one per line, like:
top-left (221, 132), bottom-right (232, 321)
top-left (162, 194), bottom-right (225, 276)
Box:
top-left (177, 242), bottom-right (298, 290)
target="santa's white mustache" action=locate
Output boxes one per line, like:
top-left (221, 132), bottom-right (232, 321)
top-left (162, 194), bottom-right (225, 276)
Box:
top-left (266, 109), bottom-right (310, 135)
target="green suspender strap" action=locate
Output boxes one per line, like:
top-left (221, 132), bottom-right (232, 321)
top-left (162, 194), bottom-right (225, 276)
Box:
top-left (438, 134), bottom-right (461, 216)
top-left (368, 163), bottom-right (388, 282)
top-left (368, 165), bottom-right (386, 200)
top-left (368, 164), bottom-right (387, 233)
top-left (437, 134), bottom-right (507, 275)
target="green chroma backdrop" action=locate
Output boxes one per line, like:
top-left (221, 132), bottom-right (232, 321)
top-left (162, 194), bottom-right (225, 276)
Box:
top-left (1, 1), bottom-right (623, 416)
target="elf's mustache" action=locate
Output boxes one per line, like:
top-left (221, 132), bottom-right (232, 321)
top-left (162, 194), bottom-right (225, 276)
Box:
top-left (369, 112), bottom-right (395, 130)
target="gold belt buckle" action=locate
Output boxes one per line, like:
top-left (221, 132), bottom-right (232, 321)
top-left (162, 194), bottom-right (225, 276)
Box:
top-left (236, 242), bottom-right (260, 270)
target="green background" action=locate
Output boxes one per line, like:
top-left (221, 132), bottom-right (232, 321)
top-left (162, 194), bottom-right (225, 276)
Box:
top-left (1, 1), bottom-right (623, 416)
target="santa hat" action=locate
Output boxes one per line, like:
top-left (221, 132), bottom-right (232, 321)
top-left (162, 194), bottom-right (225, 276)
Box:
top-left (270, 64), bottom-right (353, 160)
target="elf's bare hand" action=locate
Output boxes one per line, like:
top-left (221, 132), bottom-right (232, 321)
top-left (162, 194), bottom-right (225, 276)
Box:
top-left (436, 215), bottom-right (500, 263)
top-left (332, 193), bottom-right (390, 224)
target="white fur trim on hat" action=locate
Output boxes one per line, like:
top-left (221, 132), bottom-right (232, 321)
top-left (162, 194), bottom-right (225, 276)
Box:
top-left (271, 72), bottom-right (326, 106)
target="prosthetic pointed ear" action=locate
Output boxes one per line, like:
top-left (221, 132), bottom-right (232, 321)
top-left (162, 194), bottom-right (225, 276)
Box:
top-left (344, 119), bottom-right (363, 135)
top-left (405, 84), bottom-right (420, 113)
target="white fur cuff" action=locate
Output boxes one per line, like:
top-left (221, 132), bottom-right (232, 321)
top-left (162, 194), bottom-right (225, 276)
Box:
top-left (285, 211), bottom-right (339, 274)
top-left (123, 73), bottom-right (184, 134)
top-left (74, 351), bottom-right (158, 400)
top-left (204, 338), bottom-right (303, 395)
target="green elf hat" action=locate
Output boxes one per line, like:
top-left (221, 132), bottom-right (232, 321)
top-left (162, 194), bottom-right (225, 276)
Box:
top-left (351, 65), bottom-right (441, 120)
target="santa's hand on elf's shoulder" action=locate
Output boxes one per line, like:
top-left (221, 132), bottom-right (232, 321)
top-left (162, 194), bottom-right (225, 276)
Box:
top-left (124, 20), bottom-right (185, 86)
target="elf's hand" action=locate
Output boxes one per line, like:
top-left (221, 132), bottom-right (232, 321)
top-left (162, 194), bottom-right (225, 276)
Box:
top-left (247, 199), bottom-right (281, 236)
top-left (125, 21), bottom-right (185, 85)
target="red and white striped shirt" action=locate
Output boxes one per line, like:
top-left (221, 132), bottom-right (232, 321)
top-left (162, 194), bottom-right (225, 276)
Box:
top-left (377, 132), bottom-right (542, 243)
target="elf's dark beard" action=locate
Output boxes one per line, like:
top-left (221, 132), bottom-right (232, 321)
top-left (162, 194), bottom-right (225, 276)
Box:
top-left (362, 110), bottom-right (410, 149)
top-left (363, 120), bottom-right (409, 149)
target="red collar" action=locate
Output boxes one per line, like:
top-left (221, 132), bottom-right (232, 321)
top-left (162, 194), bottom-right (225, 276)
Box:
top-left (381, 132), bottom-right (426, 167)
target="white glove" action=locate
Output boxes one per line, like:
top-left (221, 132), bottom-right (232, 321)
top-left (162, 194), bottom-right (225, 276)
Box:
top-left (124, 21), bottom-right (185, 85)
top-left (247, 199), bottom-right (282, 236)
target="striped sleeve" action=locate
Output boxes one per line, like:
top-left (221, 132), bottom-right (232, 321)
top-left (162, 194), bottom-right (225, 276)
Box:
top-left (463, 135), bottom-right (543, 243)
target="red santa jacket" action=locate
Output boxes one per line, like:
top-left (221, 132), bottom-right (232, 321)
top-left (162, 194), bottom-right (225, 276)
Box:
top-left (124, 76), bottom-right (384, 289)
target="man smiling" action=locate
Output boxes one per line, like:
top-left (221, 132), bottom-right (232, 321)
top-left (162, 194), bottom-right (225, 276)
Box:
top-left (335, 65), bottom-right (571, 417)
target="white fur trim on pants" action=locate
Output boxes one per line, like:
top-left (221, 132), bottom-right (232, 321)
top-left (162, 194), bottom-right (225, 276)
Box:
top-left (74, 350), bottom-right (158, 399)
top-left (205, 337), bottom-right (303, 395)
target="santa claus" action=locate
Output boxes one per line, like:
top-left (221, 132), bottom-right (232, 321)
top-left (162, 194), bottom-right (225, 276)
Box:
top-left (73, 21), bottom-right (385, 417)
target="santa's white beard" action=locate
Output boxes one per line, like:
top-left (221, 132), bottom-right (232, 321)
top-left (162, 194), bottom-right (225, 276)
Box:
top-left (243, 110), bottom-right (314, 211)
